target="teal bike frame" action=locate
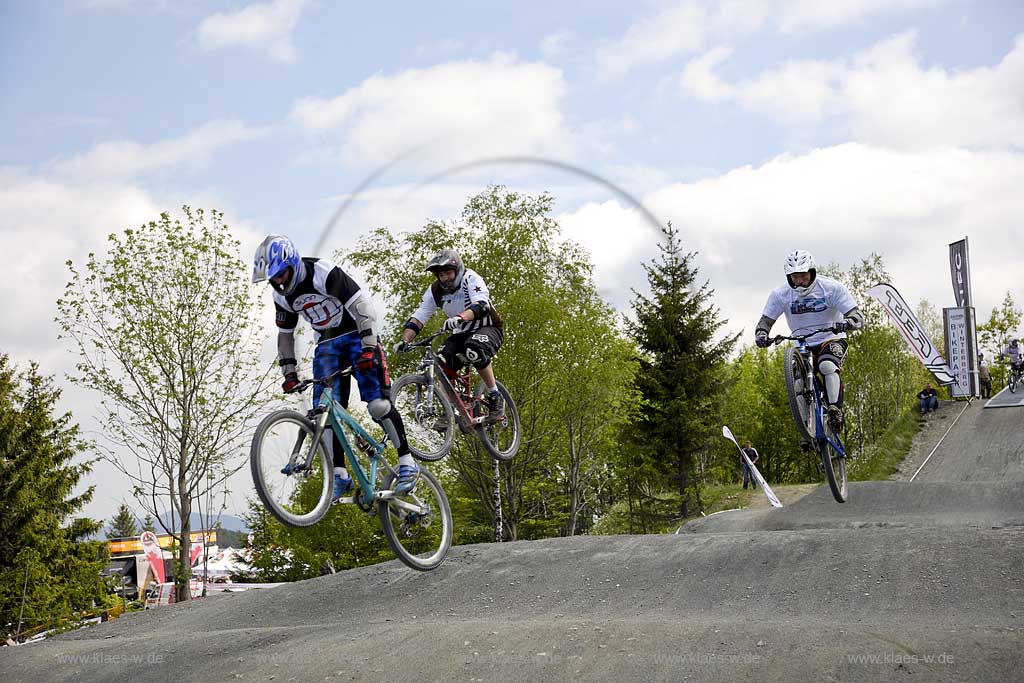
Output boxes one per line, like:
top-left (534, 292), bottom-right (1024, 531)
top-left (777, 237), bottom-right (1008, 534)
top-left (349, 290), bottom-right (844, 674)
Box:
top-left (296, 368), bottom-right (404, 509)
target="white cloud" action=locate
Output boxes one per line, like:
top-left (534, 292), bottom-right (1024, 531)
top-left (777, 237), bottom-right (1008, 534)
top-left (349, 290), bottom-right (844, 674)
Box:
top-left (196, 0), bottom-right (309, 63)
top-left (597, 0), bottom-right (942, 79)
top-left (0, 161), bottom-right (271, 525)
top-left (52, 120), bottom-right (269, 179)
top-left (596, 1), bottom-right (710, 80)
top-left (680, 32), bottom-right (1024, 149)
top-left (540, 30), bottom-right (576, 59)
top-left (774, 0), bottom-right (941, 34)
top-left (545, 143), bottom-right (1022, 343)
top-left (290, 53), bottom-right (571, 170)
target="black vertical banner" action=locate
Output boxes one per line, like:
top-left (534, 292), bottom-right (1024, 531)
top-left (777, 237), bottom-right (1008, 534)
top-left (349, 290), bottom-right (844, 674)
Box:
top-left (948, 238), bottom-right (970, 308)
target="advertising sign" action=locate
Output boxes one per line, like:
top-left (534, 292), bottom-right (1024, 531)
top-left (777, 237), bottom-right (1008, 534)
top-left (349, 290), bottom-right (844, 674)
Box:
top-left (943, 307), bottom-right (976, 397)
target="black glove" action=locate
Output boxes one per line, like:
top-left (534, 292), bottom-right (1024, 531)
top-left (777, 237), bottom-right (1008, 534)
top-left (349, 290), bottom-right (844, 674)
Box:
top-left (282, 372), bottom-right (300, 394)
top-left (393, 340), bottom-right (410, 354)
top-left (356, 347), bottom-right (379, 373)
top-left (832, 321), bottom-right (848, 333)
top-left (755, 330), bottom-right (770, 348)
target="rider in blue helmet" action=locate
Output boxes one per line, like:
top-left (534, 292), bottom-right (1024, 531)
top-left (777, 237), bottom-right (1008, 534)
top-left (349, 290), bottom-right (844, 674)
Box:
top-left (252, 235), bottom-right (419, 497)
top-left (252, 234), bottom-right (303, 296)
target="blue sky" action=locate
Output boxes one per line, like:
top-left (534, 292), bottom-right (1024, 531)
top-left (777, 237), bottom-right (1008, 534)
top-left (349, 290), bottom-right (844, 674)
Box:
top-left (2, 0), bottom-right (1022, 524)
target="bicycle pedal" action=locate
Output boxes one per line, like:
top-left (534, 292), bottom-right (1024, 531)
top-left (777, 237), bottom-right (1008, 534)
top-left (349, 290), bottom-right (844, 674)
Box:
top-left (332, 496), bottom-right (356, 506)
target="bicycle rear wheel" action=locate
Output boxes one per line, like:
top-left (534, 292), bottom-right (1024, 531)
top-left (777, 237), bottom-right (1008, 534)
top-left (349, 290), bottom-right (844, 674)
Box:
top-left (250, 410), bottom-right (333, 527)
top-left (819, 417), bottom-right (848, 503)
top-left (1010, 371), bottom-right (1018, 393)
top-left (378, 467), bottom-right (452, 571)
top-left (391, 373), bottom-right (456, 461)
top-left (784, 346), bottom-right (816, 443)
top-left (473, 381), bottom-right (521, 462)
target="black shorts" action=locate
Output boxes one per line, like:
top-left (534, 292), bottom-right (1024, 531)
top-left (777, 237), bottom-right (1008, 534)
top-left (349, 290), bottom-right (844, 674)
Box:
top-left (439, 326), bottom-right (504, 371)
top-left (811, 338), bottom-right (848, 373)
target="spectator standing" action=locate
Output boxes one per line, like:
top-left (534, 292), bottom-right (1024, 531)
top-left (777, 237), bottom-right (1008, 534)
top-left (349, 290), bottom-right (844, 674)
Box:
top-left (917, 383), bottom-right (939, 414)
top-left (741, 442), bottom-right (760, 490)
top-left (979, 353), bottom-right (992, 399)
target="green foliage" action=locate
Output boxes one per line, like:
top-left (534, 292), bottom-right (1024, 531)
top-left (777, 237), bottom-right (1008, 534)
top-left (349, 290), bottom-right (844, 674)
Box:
top-left (979, 292), bottom-right (1021, 391)
top-left (56, 207), bottom-right (275, 601)
top-left (106, 503), bottom-right (138, 540)
top-left (848, 409), bottom-right (924, 481)
top-left (241, 498), bottom-right (393, 582)
top-left (0, 355), bottom-right (110, 640)
top-left (626, 224), bottom-right (739, 519)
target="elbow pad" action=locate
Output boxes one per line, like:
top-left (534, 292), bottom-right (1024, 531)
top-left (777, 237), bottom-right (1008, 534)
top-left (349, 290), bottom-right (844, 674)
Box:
top-left (755, 315), bottom-right (776, 336)
top-left (844, 307), bottom-right (865, 331)
top-left (467, 301), bottom-right (490, 319)
top-left (277, 331), bottom-right (297, 375)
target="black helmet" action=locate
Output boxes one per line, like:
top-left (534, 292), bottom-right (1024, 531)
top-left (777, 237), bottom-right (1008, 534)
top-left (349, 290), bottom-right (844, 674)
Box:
top-left (426, 248), bottom-right (465, 294)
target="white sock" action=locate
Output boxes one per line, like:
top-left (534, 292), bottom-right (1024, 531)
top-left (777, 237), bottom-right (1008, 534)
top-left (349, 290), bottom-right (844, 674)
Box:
top-left (398, 454), bottom-right (415, 468)
top-left (334, 467), bottom-right (349, 480)
top-left (486, 383), bottom-right (498, 393)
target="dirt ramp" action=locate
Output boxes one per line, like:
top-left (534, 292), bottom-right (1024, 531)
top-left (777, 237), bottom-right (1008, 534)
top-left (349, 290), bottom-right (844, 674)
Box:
top-left (682, 480), bottom-right (1024, 533)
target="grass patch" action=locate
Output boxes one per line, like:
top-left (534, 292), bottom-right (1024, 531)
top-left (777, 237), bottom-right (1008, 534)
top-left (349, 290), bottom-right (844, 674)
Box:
top-left (590, 483), bottom-right (750, 535)
top-left (847, 409), bottom-right (924, 481)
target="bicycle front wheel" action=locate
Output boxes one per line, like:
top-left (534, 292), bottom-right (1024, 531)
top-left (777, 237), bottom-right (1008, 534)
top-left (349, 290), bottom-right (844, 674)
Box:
top-left (391, 373), bottom-right (456, 461)
top-left (250, 410), bottom-right (333, 527)
top-left (378, 467), bottom-right (453, 571)
top-left (784, 346), bottom-right (815, 443)
top-left (473, 380), bottom-right (521, 462)
top-left (819, 421), bottom-right (848, 503)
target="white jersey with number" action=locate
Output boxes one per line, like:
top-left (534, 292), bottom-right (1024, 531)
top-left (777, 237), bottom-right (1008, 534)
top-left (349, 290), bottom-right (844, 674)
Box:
top-left (411, 268), bottom-right (495, 334)
top-left (761, 275), bottom-right (858, 347)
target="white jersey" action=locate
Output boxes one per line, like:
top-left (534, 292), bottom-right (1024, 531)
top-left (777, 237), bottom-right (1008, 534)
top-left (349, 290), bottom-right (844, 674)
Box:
top-left (411, 268), bottom-right (495, 334)
top-left (761, 275), bottom-right (858, 347)
top-left (1001, 344), bottom-right (1023, 364)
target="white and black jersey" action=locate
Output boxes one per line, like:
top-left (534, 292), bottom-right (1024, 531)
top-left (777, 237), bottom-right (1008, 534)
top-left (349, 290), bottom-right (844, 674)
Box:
top-left (411, 268), bottom-right (497, 334)
top-left (273, 258), bottom-right (373, 344)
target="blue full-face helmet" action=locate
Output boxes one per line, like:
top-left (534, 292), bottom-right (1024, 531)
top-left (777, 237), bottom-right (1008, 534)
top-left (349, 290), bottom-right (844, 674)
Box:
top-left (252, 234), bottom-right (302, 295)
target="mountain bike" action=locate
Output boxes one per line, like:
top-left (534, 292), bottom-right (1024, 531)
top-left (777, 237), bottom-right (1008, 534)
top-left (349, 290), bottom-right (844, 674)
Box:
top-left (769, 327), bottom-right (849, 503)
top-left (249, 368), bottom-right (452, 571)
top-left (391, 330), bottom-right (521, 462)
top-left (1009, 362), bottom-right (1022, 394)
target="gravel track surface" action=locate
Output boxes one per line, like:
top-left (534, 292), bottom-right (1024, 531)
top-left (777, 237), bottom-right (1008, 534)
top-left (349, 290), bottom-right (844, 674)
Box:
top-left (3, 402), bottom-right (1022, 682)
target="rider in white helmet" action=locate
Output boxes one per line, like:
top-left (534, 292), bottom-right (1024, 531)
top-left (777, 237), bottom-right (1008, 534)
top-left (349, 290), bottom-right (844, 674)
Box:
top-left (999, 338), bottom-right (1023, 373)
top-left (754, 249), bottom-right (865, 434)
top-left (394, 248), bottom-right (506, 415)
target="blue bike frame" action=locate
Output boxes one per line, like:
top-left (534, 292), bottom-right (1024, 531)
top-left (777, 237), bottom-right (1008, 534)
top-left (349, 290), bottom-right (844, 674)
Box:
top-left (796, 337), bottom-right (847, 459)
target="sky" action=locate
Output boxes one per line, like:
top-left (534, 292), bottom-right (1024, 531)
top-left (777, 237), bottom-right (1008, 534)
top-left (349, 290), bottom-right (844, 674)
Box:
top-left (2, 0), bottom-right (1023, 525)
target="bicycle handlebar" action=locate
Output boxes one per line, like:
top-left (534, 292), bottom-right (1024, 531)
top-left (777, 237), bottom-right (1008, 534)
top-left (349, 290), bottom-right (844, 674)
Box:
top-left (769, 326), bottom-right (844, 346)
top-left (395, 329), bottom-right (447, 353)
top-left (286, 367), bottom-right (352, 394)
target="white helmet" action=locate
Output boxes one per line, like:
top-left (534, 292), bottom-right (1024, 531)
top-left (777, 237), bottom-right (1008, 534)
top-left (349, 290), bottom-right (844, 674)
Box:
top-left (784, 249), bottom-right (817, 295)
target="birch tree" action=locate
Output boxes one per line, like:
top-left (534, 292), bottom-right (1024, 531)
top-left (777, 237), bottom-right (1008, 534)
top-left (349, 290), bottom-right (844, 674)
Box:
top-left (57, 207), bottom-right (274, 601)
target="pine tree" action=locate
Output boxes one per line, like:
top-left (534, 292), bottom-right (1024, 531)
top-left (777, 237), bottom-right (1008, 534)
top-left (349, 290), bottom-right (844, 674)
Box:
top-left (141, 514), bottom-right (156, 533)
top-left (107, 504), bottom-right (138, 540)
top-left (627, 225), bottom-right (739, 518)
top-left (0, 355), bottom-right (110, 640)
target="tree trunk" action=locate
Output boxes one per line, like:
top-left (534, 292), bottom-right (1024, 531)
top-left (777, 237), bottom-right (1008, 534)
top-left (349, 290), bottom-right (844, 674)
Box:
top-left (566, 419), bottom-right (579, 536)
top-left (176, 468), bottom-right (192, 603)
top-left (492, 459), bottom-right (502, 543)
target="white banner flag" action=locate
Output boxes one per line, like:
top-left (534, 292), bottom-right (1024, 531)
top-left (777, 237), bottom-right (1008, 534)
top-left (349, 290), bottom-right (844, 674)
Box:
top-left (722, 426), bottom-right (782, 508)
top-left (866, 283), bottom-right (956, 386)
